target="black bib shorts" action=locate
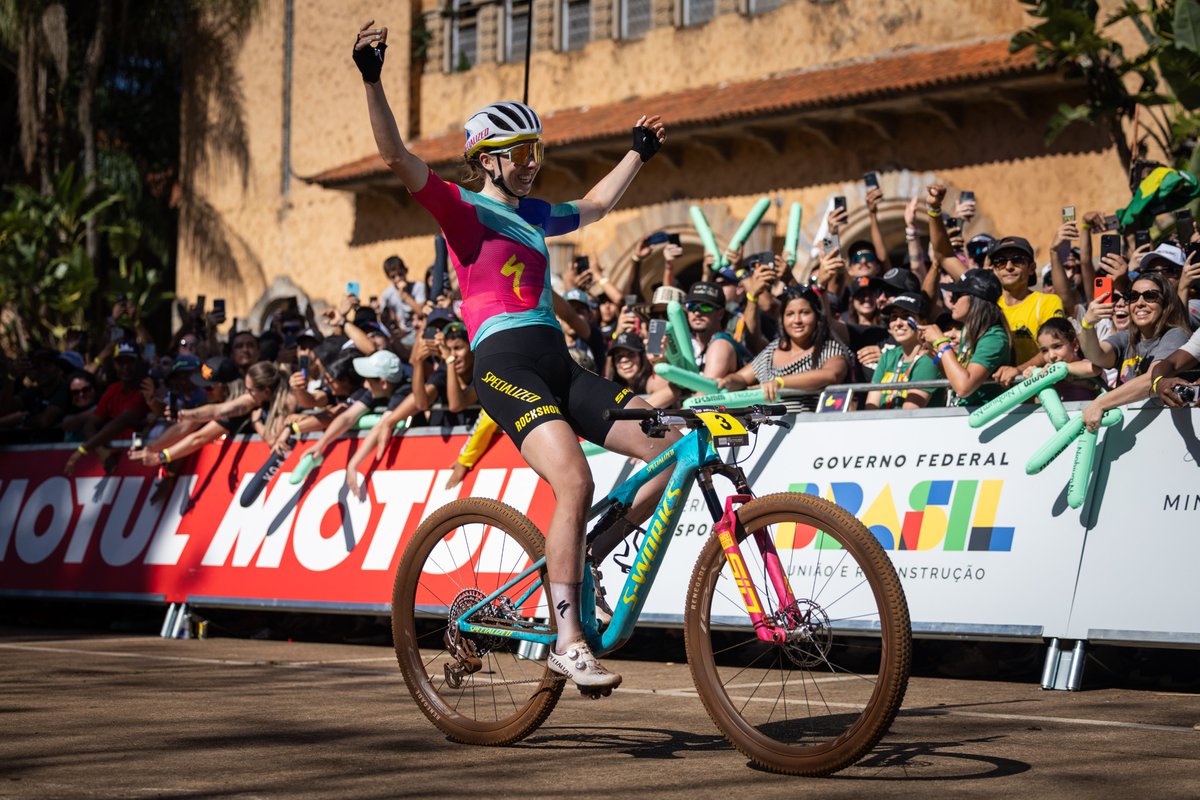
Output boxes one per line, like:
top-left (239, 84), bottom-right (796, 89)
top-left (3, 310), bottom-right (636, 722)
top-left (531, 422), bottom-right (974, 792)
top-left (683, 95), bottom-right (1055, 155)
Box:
top-left (472, 325), bottom-right (635, 451)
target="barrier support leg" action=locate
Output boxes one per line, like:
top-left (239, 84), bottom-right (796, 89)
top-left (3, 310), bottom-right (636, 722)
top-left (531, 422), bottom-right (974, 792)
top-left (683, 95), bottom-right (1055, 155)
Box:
top-left (159, 603), bottom-right (178, 639)
top-left (1041, 638), bottom-right (1087, 691)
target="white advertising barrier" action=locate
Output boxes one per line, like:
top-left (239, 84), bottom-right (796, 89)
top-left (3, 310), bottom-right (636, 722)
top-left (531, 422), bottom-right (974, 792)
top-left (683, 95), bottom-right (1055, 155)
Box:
top-left (587, 405), bottom-right (1088, 638)
top-left (1066, 404), bottom-right (1200, 645)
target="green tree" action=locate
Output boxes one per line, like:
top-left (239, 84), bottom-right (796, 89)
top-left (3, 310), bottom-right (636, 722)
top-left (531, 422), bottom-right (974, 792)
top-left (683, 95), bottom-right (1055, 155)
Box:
top-left (1011, 0), bottom-right (1200, 174)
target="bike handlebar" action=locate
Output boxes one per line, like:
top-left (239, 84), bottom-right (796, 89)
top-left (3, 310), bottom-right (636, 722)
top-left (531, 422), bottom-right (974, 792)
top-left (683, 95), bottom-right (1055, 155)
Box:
top-left (603, 404), bottom-right (789, 423)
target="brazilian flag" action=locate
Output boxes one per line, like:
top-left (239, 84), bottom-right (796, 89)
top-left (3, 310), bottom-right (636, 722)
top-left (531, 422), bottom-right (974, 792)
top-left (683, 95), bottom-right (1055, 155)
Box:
top-left (1118, 167), bottom-right (1200, 228)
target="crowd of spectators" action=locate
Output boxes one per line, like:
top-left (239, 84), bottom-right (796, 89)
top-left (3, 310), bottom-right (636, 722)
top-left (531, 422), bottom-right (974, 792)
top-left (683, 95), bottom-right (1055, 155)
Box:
top-left (3, 176), bottom-right (1199, 486)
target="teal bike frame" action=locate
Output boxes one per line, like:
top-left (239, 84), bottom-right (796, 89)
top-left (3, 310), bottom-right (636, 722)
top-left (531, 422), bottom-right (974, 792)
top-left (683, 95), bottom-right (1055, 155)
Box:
top-left (454, 422), bottom-right (740, 656)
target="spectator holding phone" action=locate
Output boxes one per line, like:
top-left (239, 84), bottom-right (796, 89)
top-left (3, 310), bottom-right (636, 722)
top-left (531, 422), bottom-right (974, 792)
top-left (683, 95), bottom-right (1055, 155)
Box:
top-left (1080, 271), bottom-right (1190, 387)
top-left (920, 269), bottom-right (1013, 406)
top-left (380, 256), bottom-right (427, 334)
top-left (986, 236), bottom-right (1065, 387)
top-left (65, 343), bottom-right (152, 475)
top-left (718, 287), bottom-right (850, 410)
top-left (863, 293), bottom-right (940, 410)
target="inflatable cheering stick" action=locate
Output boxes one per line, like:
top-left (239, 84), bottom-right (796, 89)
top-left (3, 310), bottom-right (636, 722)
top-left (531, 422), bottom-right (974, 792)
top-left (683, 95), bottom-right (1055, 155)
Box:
top-left (684, 388), bottom-right (769, 409)
top-left (665, 300), bottom-right (699, 373)
top-left (968, 362), bottom-right (1067, 429)
top-left (653, 363), bottom-right (719, 394)
top-left (288, 451), bottom-right (323, 485)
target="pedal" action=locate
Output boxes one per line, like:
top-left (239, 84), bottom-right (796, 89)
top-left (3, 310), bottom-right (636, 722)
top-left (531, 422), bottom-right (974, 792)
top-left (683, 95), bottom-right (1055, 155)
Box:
top-left (579, 686), bottom-right (614, 699)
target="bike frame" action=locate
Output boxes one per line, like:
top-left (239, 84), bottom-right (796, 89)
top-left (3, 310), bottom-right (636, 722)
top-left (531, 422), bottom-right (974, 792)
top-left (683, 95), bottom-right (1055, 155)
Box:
top-left (455, 422), bottom-right (797, 656)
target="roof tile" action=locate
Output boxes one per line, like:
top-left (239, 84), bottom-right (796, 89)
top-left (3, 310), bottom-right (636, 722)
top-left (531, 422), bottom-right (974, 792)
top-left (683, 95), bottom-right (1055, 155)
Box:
top-left (312, 38), bottom-right (1037, 186)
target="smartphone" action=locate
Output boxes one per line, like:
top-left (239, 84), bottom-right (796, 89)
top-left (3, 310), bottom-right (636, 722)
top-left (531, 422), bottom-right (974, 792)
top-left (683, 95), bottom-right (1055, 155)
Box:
top-left (644, 231), bottom-right (670, 246)
top-left (574, 255), bottom-right (590, 274)
top-left (1062, 206), bottom-right (1077, 224)
top-left (822, 234), bottom-right (842, 254)
top-left (213, 298), bottom-right (225, 316)
top-left (196, 295), bottom-right (206, 313)
top-left (1094, 276), bottom-right (1113, 301)
top-left (144, 343), bottom-right (156, 361)
top-left (832, 196), bottom-right (847, 215)
top-left (666, 232), bottom-right (681, 246)
top-left (131, 433), bottom-right (143, 451)
top-left (167, 392), bottom-right (179, 421)
top-left (863, 172), bottom-right (880, 189)
top-left (1100, 234), bottom-right (1121, 259)
top-left (946, 217), bottom-right (964, 232)
top-left (960, 190), bottom-right (975, 204)
top-left (647, 318), bottom-right (668, 357)
top-left (1177, 209), bottom-right (1195, 243)
top-left (346, 281), bottom-right (361, 297)
top-left (298, 355), bottom-right (310, 378)
top-left (369, 295), bottom-right (378, 306)
top-left (747, 251), bottom-right (775, 269)
top-left (1134, 229), bottom-right (1152, 249)
top-left (422, 324), bottom-right (438, 340)
top-left (1103, 214), bottom-right (1119, 231)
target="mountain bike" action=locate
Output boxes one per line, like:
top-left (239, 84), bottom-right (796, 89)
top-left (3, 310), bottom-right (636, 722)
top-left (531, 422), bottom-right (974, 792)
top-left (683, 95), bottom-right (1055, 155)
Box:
top-left (391, 404), bottom-right (911, 776)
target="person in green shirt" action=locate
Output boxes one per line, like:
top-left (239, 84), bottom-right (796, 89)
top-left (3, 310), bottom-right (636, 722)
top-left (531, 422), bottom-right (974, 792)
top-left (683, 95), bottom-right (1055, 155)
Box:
top-left (920, 269), bottom-right (1013, 406)
top-left (864, 293), bottom-right (942, 410)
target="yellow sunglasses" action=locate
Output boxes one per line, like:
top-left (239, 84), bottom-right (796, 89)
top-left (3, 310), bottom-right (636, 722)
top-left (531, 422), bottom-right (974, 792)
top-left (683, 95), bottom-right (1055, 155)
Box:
top-left (489, 140), bottom-right (545, 166)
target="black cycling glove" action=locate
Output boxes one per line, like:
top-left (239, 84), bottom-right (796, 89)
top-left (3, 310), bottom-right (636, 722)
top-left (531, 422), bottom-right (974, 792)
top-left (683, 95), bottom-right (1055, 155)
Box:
top-left (631, 125), bottom-right (662, 163)
top-left (353, 41), bottom-right (387, 84)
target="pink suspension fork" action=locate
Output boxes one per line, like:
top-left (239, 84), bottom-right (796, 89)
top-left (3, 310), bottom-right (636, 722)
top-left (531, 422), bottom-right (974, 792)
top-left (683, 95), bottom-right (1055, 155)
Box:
top-left (713, 495), bottom-right (798, 643)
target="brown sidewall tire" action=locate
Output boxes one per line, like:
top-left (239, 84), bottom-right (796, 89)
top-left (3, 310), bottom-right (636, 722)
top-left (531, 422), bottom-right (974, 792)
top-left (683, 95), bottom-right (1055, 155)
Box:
top-left (684, 492), bottom-right (911, 776)
top-left (392, 497), bottom-right (563, 746)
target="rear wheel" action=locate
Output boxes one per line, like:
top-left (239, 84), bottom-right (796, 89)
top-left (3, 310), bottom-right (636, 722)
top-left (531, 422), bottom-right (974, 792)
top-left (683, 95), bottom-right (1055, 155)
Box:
top-left (392, 498), bottom-right (563, 745)
top-left (684, 492), bottom-right (911, 776)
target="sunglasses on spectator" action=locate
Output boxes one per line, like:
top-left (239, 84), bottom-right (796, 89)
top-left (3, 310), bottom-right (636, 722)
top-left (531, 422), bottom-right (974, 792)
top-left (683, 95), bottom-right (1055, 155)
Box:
top-left (1128, 289), bottom-right (1164, 305)
top-left (686, 302), bottom-right (720, 314)
top-left (990, 255), bottom-right (1030, 267)
top-left (70, 387), bottom-right (94, 397)
top-left (491, 140), bottom-right (544, 166)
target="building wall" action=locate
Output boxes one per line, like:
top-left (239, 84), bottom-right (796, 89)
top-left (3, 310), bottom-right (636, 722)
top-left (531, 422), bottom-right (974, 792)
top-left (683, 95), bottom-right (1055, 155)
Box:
top-left (177, 0), bottom-right (1139, 329)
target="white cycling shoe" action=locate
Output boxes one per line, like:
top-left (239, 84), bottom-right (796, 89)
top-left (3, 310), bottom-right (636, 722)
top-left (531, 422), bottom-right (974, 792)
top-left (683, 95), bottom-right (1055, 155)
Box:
top-left (547, 640), bottom-right (622, 691)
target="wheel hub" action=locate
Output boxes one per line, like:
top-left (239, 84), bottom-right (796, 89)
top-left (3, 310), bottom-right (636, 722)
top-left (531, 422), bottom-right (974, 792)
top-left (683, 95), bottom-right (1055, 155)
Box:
top-left (774, 599), bottom-right (833, 668)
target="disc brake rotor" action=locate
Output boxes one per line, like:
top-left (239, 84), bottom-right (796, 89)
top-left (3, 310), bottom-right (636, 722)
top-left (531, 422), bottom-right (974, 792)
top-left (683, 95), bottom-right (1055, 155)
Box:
top-left (775, 599), bottom-right (834, 668)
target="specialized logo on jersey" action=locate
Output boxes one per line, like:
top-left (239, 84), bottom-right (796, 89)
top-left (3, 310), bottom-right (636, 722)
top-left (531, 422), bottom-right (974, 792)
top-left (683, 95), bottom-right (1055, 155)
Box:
top-left (501, 255), bottom-right (525, 300)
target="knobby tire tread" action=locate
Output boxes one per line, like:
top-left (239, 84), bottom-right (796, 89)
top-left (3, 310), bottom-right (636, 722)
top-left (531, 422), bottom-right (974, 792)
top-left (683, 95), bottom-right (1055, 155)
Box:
top-left (684, 492), bottom-right (911, 776)
top-left (393, 498), bottom-right (563, 746)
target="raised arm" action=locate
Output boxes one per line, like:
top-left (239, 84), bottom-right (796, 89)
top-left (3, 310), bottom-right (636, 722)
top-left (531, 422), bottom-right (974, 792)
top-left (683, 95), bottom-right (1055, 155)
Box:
top-left (355, 21), bottom-right (428, 192)
top-left (574, 115), bottom-right (666, 227)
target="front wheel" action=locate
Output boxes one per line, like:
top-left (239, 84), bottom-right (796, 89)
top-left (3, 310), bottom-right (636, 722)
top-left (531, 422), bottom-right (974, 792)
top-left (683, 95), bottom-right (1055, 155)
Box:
top-left (392, 498), bottom-right (563, 745)
top-left (684, 492), bottom-right (911, 776)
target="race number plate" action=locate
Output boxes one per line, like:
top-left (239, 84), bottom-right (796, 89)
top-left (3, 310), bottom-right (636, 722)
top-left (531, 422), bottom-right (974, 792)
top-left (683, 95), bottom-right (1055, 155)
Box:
top-left (695, 411), bottom-right (750, 448)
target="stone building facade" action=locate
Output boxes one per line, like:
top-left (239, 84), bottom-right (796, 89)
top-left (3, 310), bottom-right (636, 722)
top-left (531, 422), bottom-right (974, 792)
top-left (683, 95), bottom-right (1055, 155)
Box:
top-left (177, 0), bottom-right (1136, 329)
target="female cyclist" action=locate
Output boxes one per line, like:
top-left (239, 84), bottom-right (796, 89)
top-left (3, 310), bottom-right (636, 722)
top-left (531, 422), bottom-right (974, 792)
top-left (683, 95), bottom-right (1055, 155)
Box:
top-left (355, 20), bottom-right (674, 691)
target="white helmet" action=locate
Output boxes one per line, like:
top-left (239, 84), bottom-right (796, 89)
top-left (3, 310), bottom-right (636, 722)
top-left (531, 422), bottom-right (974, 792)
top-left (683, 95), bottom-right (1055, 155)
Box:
top-left (464, 101), bottom-right (542, 158)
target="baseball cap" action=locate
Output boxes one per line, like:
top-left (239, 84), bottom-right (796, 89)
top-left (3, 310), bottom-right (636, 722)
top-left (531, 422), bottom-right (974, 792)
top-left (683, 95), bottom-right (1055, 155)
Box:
top-left (57, 350), bottom-right (86, 372)
top-left (562, 288), bottom-right (594, 308)
top-left (297, 327), bottom-right (323, 345)
top-left (966, 233), bottom-right (996, 266)
top-left (880, 267), bottom-right (921, 295)
top-left (685, 282), bottom-right (723, 306)
top-left (650, 285), bottom-right (686, 312)
top-left (1139, 243), bottom-right (1186, 274)
top-left (883, 292), bottom-right (927, 318)
top-left (847, 241), bottom-right (877, 261)
top-left (170, 354), bottom-right (202, 375)
top-left (425, 307), bottom-right (460, 329)
top-left (988, 236), bottom-right (1035, 261)
top-left (712, 267), bottom-right (741, 285)
top-left (849, 276), bottom-right (884, 296)
top-left (113, 341), bottom-right (139, 360)
top-left (353, 349), bottom-right (405, 382)
top-left (949, 269), bottom-right (1003, 303)
top-left (609, 331), bottom-right (645, 354)
top-left (360, 320), bottom-right (391, 338)
top-left (191, 356), bottom-right (239, 387)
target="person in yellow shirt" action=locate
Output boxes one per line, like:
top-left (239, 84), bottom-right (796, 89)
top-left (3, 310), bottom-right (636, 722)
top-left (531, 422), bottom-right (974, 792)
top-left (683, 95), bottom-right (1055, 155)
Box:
top-left (986, 236), bottom-right (1065, 386)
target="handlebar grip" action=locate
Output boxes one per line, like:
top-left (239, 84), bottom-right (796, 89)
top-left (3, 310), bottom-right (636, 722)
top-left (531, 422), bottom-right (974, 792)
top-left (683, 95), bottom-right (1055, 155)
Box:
top-left (756, 404), bottom-right (789, 417)
top-left (602, 407), bottom-right (659, 422)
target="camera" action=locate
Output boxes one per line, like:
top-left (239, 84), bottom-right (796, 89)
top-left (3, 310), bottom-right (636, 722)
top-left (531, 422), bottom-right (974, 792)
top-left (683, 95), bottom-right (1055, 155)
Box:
top-left (1174, 384), bottom-right (1199, 404)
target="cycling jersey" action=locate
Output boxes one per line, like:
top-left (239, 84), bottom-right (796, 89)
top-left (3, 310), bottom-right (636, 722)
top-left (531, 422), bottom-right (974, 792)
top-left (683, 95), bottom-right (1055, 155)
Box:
top-left (410, 169), bottom-right (580, 347)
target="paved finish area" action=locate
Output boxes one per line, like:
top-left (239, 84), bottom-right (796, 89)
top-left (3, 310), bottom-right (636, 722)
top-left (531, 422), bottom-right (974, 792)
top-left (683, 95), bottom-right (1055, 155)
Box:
top-left (1, 629), bottom-right (1198, 799)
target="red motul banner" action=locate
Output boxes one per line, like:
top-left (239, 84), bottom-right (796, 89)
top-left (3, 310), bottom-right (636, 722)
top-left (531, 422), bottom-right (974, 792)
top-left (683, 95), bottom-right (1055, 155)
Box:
top-left (0, 433), bottom-right (554, 607)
